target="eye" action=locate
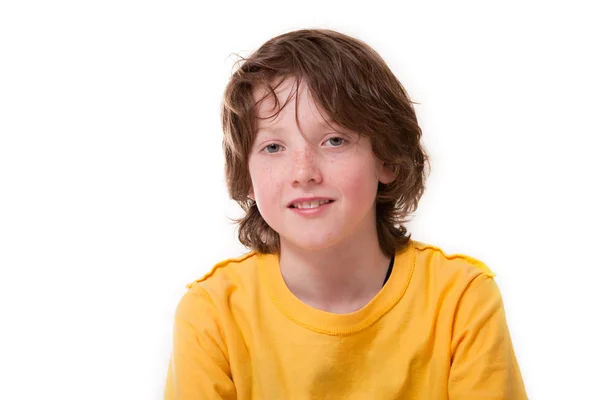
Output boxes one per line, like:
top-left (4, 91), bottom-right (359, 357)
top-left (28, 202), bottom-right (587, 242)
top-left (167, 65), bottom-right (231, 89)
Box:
top-left (262, 143), bottom-right (284, 154)
top-left (324, 137), bottom-right (346, 147)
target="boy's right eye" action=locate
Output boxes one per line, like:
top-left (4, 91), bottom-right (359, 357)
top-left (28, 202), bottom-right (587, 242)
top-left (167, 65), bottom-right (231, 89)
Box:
top-left (262, 143), bottom-right (284, 154)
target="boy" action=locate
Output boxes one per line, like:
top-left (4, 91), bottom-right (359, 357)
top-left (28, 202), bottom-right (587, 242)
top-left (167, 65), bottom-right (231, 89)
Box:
top-left (164, 29), bottom-right (527, 399)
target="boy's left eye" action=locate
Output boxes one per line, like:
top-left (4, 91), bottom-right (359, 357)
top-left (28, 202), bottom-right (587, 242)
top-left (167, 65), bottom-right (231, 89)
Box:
top-left (324, 137), bottom-right (346, 147)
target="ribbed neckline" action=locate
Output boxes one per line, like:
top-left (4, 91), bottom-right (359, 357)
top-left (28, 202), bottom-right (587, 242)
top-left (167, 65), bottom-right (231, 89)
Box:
top-left (257, 241), bottom-right (415, 336)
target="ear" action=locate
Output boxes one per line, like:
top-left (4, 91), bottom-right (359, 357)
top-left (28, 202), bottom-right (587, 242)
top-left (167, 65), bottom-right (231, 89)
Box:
top-left (378, 162), bottom-right (396, 185)
top-left (248, 188), bottom-right (255, 201)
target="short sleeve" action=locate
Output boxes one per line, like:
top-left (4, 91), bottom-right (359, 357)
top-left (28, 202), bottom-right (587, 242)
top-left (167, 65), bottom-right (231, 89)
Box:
top-left (164, 286), bottom-right (236, 400)
top-left (448, 274), bottom-right (527, 399)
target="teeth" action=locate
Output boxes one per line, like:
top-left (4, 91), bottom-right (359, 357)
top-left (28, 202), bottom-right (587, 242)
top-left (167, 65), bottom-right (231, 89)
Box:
top-left (293, 200), bottom-right (330, 209)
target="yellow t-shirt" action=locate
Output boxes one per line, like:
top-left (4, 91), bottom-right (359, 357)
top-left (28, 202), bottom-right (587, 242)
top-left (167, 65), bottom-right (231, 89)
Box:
top-left (164, 241), bottom-right (527, 399)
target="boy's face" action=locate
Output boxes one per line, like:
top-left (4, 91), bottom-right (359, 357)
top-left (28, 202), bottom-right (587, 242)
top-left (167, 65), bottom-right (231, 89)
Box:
top-left (248, 78), bottom-right (394, 251)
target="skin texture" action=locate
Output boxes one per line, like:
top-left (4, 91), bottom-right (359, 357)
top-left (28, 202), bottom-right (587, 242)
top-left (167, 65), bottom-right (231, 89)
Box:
top-left (248, 78), bottom-right (395, 313)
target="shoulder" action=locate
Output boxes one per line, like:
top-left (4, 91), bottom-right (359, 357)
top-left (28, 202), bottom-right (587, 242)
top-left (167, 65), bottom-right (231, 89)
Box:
top-left (180, 251), bottom-right (261, 307)
top-left (409, 240), bottom-right (498, 298)
top-left (411, 240), bottom-right (495, 278)
top-left (405, 241), bottom-right (507, 330)
top-left (169, 256), bottom-right (260, 377)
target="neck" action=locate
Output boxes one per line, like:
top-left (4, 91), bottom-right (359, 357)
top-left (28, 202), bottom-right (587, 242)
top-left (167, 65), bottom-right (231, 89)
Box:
top-left (278, 214), bottom-right (391, 314)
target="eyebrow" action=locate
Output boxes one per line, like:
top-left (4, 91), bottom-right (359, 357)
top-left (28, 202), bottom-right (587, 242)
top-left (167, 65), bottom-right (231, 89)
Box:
top-left (256, 117), bottom-right (342, 132)
top-left (255, 126), bottom-right (283, 135)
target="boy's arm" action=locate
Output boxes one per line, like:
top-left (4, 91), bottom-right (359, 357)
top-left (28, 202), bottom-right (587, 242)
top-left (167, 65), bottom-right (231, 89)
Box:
top-left (448, 274), bottom-right (527, 399)
top-left (164, 286), bottom-right (236, 400)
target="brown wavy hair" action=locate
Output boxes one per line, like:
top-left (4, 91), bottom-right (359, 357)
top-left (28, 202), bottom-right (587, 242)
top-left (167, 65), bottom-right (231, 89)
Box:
top-left (221, 29), bottom-right (429, 257)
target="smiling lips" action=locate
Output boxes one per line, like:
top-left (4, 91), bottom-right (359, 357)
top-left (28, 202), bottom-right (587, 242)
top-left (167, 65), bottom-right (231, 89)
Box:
top-left (290, 199), bottom-right (332, 209)
top-left (287, 198), bottom-right (334, 215)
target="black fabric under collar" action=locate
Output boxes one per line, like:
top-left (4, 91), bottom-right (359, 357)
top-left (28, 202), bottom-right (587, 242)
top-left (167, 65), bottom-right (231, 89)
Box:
top-left (382, 255), bottom-right (395, 287)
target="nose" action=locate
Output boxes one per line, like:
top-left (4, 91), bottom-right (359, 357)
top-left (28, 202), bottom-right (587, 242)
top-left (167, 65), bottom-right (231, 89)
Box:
top-left (291, 147), bottom-right (323, 186)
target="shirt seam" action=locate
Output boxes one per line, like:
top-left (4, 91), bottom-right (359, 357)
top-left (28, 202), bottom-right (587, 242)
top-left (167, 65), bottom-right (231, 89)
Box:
top-left (413, 243), bottom-right (496, 278)
top-left (186, 251), bottom-right (257, 288)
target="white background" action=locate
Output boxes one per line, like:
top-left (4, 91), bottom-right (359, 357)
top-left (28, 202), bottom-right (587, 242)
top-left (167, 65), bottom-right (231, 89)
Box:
top-left (1, 0), bottom-right (598, 398)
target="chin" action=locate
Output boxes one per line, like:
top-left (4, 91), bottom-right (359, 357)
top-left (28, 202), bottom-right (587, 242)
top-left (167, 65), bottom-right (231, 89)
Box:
top-left (281, 232), bottom-right (343, 252)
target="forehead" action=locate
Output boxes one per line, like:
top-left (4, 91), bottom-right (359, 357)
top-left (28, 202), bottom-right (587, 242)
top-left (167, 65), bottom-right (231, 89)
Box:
top-left (252, 77), bottom-right (332, 129)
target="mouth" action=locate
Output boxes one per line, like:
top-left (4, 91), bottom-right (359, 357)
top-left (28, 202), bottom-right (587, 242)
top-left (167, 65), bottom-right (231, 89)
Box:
top-left (288, 199), bottom-right (334, 209)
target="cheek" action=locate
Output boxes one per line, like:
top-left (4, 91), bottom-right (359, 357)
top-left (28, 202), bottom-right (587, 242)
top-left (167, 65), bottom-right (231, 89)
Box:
top-left (345, 177), bottom-right (379, 206)
top-left (330, 157), bottom-right (380, 201)
top-left (249, 162), bottom-right (280, 203)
